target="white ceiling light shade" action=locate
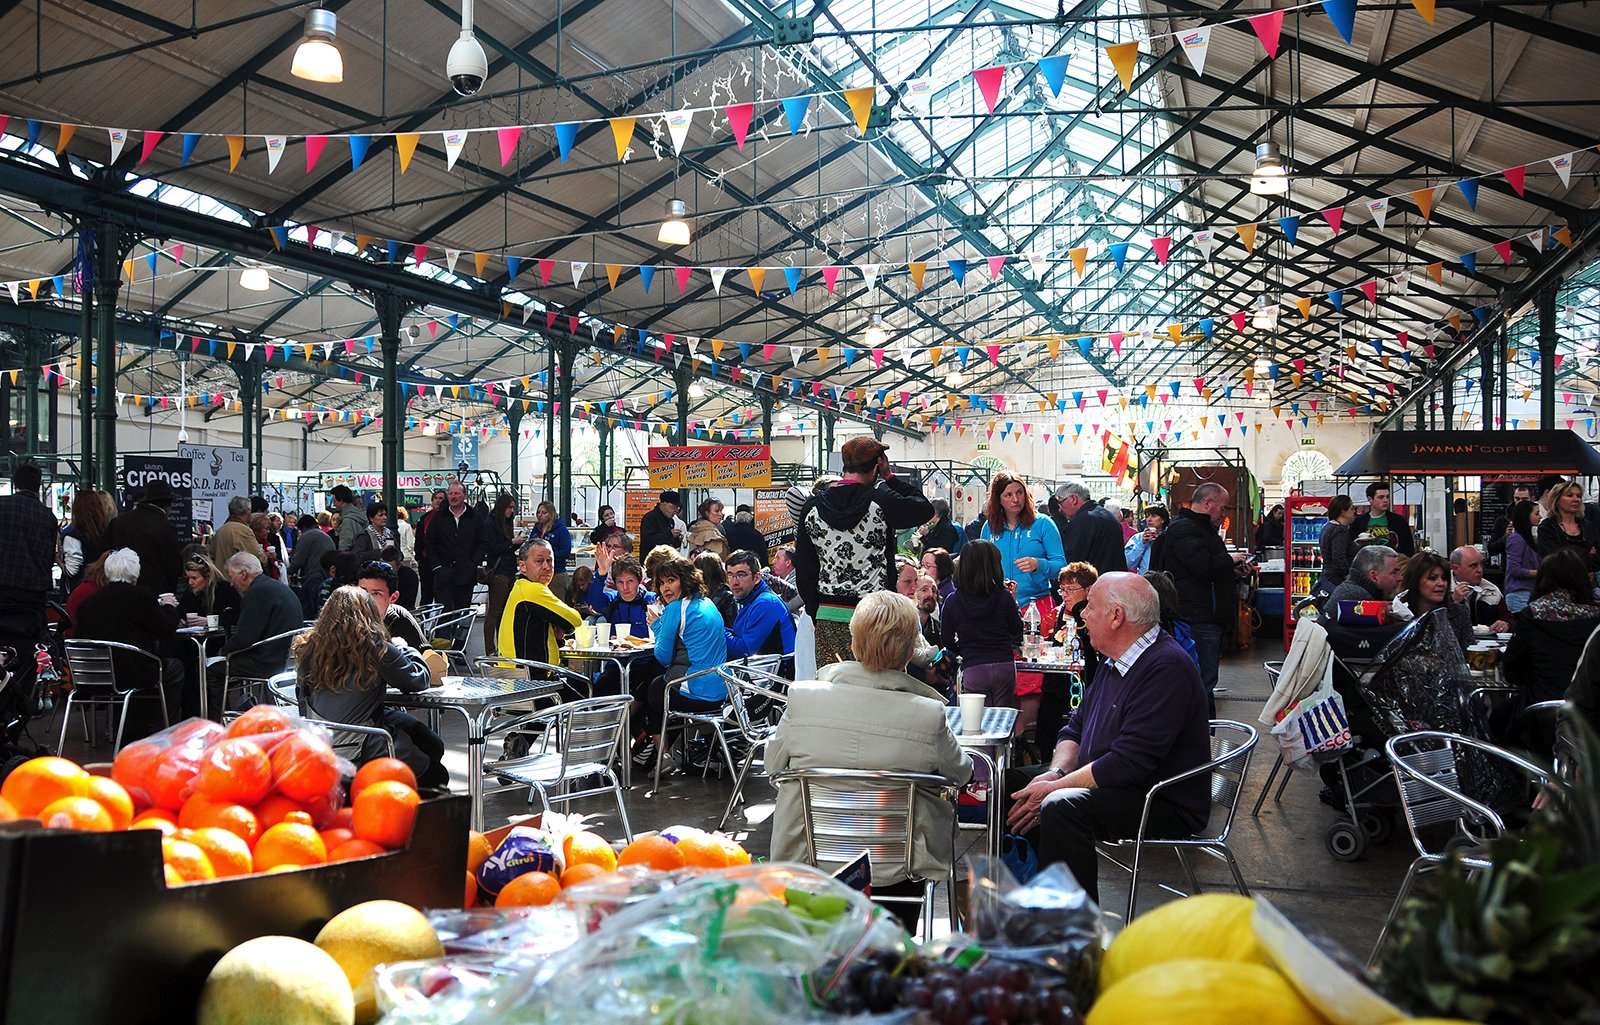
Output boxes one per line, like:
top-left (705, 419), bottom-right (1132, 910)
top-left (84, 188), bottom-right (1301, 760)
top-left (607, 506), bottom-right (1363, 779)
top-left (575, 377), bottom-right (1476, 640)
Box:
top-left (688, 381), bottom-right (707, 398)
top-left (1250, 142), bottom-right (1289, 196)
top-left (1252, 294), bottom-right (1279, 331)
top-left (863, 314), bottom-right (889, 347)
top-left (658, 198), bottom-right (692, 246)
top-left (291, 9), bottom-right (343, 84)
top-left (239, 264), bottom-right (272, 292)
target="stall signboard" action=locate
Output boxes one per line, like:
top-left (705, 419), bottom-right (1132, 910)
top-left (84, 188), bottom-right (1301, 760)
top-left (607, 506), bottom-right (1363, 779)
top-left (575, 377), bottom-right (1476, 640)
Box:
top-left (117, 455), bottom-right (194, 539)
top-left (1476, 475), bottom-right (1523, 566)
top-left (754, 488), bottom-right (795, 546)
top-left (452, 433), bottom-right (479, 471)
top-left (178, 444), bottom-right (248, 525)
top-left (624, 489), bottom-right (657, 541)
top-left (647, 445), bottom-right (771, 488)
top-left (323, 470), bottom-right (460, 492)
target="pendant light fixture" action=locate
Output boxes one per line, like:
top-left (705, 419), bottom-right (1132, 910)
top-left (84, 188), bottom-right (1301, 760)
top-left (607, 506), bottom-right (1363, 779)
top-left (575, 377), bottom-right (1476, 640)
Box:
top-left (239, 263), bottom-right (272, 292)
top-left (863, 314), bottom-right (889, 347)
top-left (291, 8), bottom-right (344, 84)
top-left (1251, 294), bottom-right (1280, 331)
top-left (658, 198), bottom-right (692, 246)
top-left (1250, 142), bottom-right (1289, 196)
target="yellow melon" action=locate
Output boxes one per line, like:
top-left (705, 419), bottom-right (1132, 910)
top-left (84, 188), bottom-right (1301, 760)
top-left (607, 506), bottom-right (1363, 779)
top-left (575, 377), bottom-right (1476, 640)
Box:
top-left (314, 900), bottom-right (443, 1024)
top-left (1088, 959), bottom-right (1327, 1025)
top-left (196, 935), bottom-right (353, 1025)
top-left (1100, 894), bottom-right (1269, 992)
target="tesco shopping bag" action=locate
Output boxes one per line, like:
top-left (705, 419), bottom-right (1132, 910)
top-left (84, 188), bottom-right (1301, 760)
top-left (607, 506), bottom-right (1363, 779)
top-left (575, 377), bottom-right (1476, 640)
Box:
top-left (1271, 657), bottom-right (1353, 768)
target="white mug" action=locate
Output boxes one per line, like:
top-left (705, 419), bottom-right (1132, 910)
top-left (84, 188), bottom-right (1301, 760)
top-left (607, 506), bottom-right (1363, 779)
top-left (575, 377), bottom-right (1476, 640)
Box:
top-left (959, 693), bottom-right (987, 734)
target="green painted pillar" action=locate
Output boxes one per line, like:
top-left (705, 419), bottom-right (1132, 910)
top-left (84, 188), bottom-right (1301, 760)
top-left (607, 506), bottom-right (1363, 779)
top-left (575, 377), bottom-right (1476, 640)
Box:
top-left (759, 393), bottom-right (774, 445)
top-left (1538, 287), bottom-right (1557, 428)
top-left (92, 222), bottom-right (124, 493)
top-left (544, 354), bottom-right (556, 498)
top-left (507, 403), bottom-right (523, 494)
top-left (557, 339), bottom-right (575, 516)
top-left (376, 293), bottom-right (404, 524)
top-left (21, 331), bottom-right (42, 459)
top-left (77, 238), bottom-right (94, 486)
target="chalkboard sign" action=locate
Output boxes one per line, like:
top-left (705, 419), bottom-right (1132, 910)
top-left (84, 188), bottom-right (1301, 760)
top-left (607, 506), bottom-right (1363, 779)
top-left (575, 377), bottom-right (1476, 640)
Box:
top-left (1477, 477), bottom-right (1521, 567)
top-left (117, 454), bottom-right (194, 541)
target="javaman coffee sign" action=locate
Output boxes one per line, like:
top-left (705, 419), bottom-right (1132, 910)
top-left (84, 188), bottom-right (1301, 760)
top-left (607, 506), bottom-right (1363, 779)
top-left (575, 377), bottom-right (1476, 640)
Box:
top-left (647, 445), bottom-right (771, 488)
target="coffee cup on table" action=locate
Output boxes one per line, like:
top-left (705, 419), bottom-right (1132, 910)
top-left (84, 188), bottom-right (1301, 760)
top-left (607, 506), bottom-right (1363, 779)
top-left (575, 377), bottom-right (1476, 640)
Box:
top-left (614, 622), bottom-right (631, 642)
top-left (574, 625), bottom-right (594, 648)
top-left (959, 693), bottom-right (987, 734)
top-left (592, 623), bottom-right (611, 647)
top-left (206, 614), bottom-right (220, 629)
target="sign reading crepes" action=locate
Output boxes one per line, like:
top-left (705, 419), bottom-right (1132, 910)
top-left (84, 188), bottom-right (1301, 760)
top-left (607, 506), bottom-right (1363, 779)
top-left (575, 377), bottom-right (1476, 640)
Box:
top-left (647, 444), bottom-right (771, 488)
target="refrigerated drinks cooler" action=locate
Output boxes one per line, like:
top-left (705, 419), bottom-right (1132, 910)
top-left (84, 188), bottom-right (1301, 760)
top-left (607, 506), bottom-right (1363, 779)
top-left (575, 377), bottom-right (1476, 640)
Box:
top-left (1284, 494), bottom-right (1330, 648)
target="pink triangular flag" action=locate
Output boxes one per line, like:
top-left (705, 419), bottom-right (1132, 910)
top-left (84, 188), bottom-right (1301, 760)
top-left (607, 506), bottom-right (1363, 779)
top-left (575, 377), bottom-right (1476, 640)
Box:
top-left (138, 130), bottom-right (165, 165)
top-left (986, 255), bottom-right (1006, 279)
top-left (1151, 236), bottom-right (1172, 265)
top-left (538, 258), bottom-right (555, 285)
top-left (412, 243), bottom-right (428, 265)
top-left (171, 243), bottom-right (185, 265)
top-left (725, 103), bottom-right (754, 152)
top-left (972, 66), bottom-right (1006, 114)
top-left (1503, 165), bottom-right (1526, 196)
top-left (1110, 332), bottom-right (1123, 354)
top-left (1230, 311), bottom-right (1247, 332)
top-left (1321, 206), bottom-right (1344, 234)
top-left (1493, 239), bottom-right (1512, 264)
top-left (1249, 10), bottom-right (1285, 58)
top-left (674, 265), bottom-right (692, 293)
top-left (822, 265), bottom-right (841, 294)
top-left (305, 224), bottom-right (320, 248)
top-left (497, 126), bottom-right (523, 167)
top-left (304, 134), bottom-right (328, 173)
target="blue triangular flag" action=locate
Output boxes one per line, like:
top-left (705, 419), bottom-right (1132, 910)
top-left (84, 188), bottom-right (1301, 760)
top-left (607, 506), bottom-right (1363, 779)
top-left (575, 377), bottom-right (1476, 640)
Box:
top-left (348, 134), bottom-right (371, 169)
top-left (1168, 381), bottom-right (1181, 396)
top-left (146, 252), bottom-right (158, 275)
top-left (1198, 317), bottom-right (1215, 340)
top-left (1472, 306), bottom-right (1489, 324)
top-left (1268, 363), bottom-right (1280, 380)
top-left (639, 264), bottom-right (656, 292)
top-left (448, 313), bottom-right (460, 330)
top-left (1327, 289), bottom-right (1344, 312)
top-left (1279, 215), bottom-right (1301, 247)
top-left (948, 258), bottom-right (968, 284)
top-left (844, 346), bottom-right (857, 365)
top-left (1321, 0), bottom-right (1356, 42)
top-left (24, 121), bottom-right (39, 149)
top-left (180, 133), bottom-right (199, 165)
top-left (270, 227), bottom-right (288, 250)
top-left (1038, 54), bottom-right (1070, 97)
top-left (1072, 390), bottom-right (1084, 407)
top-left (783, 266), bottom-right (802, 294)
top-left (958, 346), bottom-right (971, 368)
top-left (1457, 178), bottom-right (1480, 210)
top-left (554, 122), bottom-right (579, 163)
top-left (739, 342), bottom-right (752, 361)
top-left (1108, 242), bottom-right (1129, 272)
top-left (780, 96), bottom-right (812, 135)
top-left (1460, 251), bottom-right (1477, 274)
top-left (506, 255), bottom-right (521, 279)
top-left (386, 239), bottom-right (399, 263)
top-left (51, 275), bottom-right (63, 296)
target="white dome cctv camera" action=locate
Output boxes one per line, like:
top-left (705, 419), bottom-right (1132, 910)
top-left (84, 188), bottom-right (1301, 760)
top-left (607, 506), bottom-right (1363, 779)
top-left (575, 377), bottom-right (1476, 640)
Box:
top-left (446, 32), bottom-right (487, 96)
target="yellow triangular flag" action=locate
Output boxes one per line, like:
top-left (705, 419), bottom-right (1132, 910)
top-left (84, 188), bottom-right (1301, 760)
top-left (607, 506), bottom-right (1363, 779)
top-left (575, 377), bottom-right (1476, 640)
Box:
top-left (1105, 42), bottom-right (1140, 92)
top-left (816, 346), bottom-right (831, 365)
top-left (1235, 222), bottom-right (1258, 253)
top-left (1412, 187), bottom-right (1434, 221)
top-left (226, 135), bottom-right (244, 172)
top-left (908, 262), bottom-right (927, 289)
top-left (1292, 373), bottom-right (1303, 387)
top-left (844, 87), bottom-right (875, 135)
top-left (122, 258), bottom-right (134, 282)
top-left (54, 124), bottom-right (76, 154)
top-left (226, 342), bottom-right (236, 358)
top-left (1069, 247), bottom-right (1088, 277)
top-left (1426, 261), bottom-right (1444, 285)
top-left (747, 266), bottom-right (767, 292)
top-left (1167, 324), bottom-right (1183, 342)
top-left (303, 344), bottom-right (314, 359)
top-left (711, 337), bottom-right (726, 358)
top-left (1295, 296), bottom-right (1313, 319)
top-left (605, 263), bottom-right (622, 289)
top-left (1047, 338), bottom-right (1060, 359)
top-left (26, 279), bottom-right (39, 299)
top-left (394, 132), bottom-right (420, 173)
top-left (1410, 0), bottom-right (1436, 22)
top-left (473, 252), bottom-right (489, 277)
top-left (6, 370), bottom-right (15, 385)
top-left (609, 117), bottom-right (636, 160)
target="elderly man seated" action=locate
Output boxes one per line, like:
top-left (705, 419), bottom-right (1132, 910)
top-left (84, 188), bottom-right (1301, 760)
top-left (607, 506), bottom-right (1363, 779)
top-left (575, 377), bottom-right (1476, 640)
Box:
top-left (1449, 545), bottom-right (1511, 632)
top-left (1320, 544), bottom-right (1402, 616)
top-left (766, 590), bottom-right (972, 929)
top-left (1006, 573), bottom-right (1210, 905)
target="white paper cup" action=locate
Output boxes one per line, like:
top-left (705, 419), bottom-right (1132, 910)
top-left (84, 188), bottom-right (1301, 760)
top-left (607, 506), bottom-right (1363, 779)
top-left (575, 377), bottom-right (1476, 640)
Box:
top-left (574, 625), bottom-right (594, 648)
top-left (592, 622), bottom-right (611, 647)
top-left (959, 693), bottom-right (987, 734)
top-left (206, 614), bottom-right (220, 629)
top-left (614, 622), bottom-right (631, 641)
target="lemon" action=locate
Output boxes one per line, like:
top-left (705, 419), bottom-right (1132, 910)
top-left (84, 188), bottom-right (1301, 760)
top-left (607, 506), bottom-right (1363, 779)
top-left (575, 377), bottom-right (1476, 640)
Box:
top-left (1088, 959), bottom-right (1327, 1025)
top-left (1100, 894), bottom-right (1269, 992)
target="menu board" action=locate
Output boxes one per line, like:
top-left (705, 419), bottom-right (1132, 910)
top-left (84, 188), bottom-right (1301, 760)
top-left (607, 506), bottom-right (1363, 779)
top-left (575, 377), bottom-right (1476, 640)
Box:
top-left (647, 444), bottom-right (771, 488)
top-left (1477, 476), bottom-right (1520, 566)
top-left (623, 489), bottom-right (656, 543)
top-left (754, 488), bottom-right (795, 546)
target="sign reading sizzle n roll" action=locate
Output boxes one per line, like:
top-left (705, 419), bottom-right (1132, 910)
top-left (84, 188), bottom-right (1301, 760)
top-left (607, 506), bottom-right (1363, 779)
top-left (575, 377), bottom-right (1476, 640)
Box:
top-left (647, 445), bottom-right (772, 488)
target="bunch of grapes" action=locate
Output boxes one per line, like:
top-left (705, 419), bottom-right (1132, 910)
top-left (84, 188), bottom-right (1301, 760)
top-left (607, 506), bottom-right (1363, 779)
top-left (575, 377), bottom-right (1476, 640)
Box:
top-left (818, 950), bottom-right (1083, 1024)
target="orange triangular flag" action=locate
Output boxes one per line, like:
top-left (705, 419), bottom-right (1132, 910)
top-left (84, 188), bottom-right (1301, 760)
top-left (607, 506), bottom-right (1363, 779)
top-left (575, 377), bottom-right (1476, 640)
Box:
top-left (1554, 226), bottom-right (1575, 249)
top-left (54, 124), bottom-right (76, 154)
top-left (1447, 311), bottom-right (1462, 333)
top-left (1105, 42), bottom-right (1140, 92)
top-left (27, 279), bottom-right (40, 299)
top-left (226, 135), bottom-right (244, 172)
top-left (1069, 246), bottom-right (1087, 277)
top-left (747, 266), bottom-right (767, 292)
top-left (816, 346), bottom-right (831, 365)
top-left (1412, 187), bottom-right (1434, 221)
top-left (908, 262), bottom-right (927, 289)
top-left (1295, 296), bottom-right (1313, 319)
top-left (395, 132), bottom-right (420, 173)
top-left (605, 264), bottom-right (621, 288)
top-left (121, 258), bottom-right (134, 282)
top-left (1426, 261), bottom-right (1443, 284)
top-left (473, 252), bottom-right (489, 277)
top-left (1410, 0), bottom-right (1436, 21)
top-left (609, 117), bottom-right (636, 160)
top-left (929, 346), bottom-right (943, 367)
top-left (1167, 324), bottom-right (1183, 342)
top-left (711, 337), bottom-right (726, 358)
top-left (1235, 223), bottom-right (1258, 253)
top-left (844, 88), bottom-right (875, 135)
top-left (1047, 338), bottom-right (1060, 359)
top-left (226, 342), bottom-right (236, 358)
top-left (355, 233), bottom-right (373, 252)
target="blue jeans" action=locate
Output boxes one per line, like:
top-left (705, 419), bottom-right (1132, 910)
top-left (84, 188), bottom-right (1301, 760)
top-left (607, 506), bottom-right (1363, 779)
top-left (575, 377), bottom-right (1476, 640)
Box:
top-left (1505, 591), bottom-right (1531, 613)
top-left (1188, 622), bottom-right (1224, 718)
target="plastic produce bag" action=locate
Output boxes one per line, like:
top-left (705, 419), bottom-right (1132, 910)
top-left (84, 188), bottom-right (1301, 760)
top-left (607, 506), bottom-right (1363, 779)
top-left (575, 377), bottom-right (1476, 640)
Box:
top-left (966, 855), bottom-right (1106, 1010)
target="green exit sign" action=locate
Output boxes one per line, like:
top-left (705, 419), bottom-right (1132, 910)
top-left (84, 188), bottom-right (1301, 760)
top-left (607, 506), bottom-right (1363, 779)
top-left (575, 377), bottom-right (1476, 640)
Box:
top-left (1300, 436), bottom-right (1317, 446)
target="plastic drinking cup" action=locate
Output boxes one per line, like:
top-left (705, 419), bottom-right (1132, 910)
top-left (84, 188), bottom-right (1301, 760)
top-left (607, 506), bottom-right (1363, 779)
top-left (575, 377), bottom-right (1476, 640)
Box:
top-left (592, 623), bottom-right (611, 647)
top-left (959, 693), bottom-right (986, 734)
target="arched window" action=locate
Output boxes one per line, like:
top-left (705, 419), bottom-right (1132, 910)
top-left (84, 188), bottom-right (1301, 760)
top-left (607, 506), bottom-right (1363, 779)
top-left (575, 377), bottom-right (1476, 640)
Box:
top-left (1282, 450), bottom-right (1334, 493)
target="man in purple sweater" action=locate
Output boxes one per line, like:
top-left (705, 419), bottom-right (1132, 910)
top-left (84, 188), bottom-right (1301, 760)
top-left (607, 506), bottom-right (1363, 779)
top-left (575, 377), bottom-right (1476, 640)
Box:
top-left (1006, 572), bottom-right (1212, 904)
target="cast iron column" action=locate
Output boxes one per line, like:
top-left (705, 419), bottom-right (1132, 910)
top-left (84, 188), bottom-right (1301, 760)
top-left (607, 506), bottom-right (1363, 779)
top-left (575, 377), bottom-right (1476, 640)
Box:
top-left (92, 221), bottom-right (126, 493)
top-left (237, 358), bottom-right (260, 492)
top-left (76, 229), bottom-right (94, 485)
top-left (1442, 376), bottom-right (1454, 429)
top-left (21, 331), bottom-right (42, 459)
top-left (544, 351), bottom-right (556, 497)
top-left (1479, 332), bottom-right (1495, 430)
top-left (759, 393), bottom-right (774, 445)
top-left (595, 421), bottom-right (609, 494)
top-left (557, 339), bottom-right (575, 516)
top-left (507, 403), bottom-right (523, 495)
top-left (1537, 286), bottom-right (1558, 428)
top-left (672, 360), bottom-right (691, 446)
top-left (376, 293), bottom-right (405, 525)
top-left (1497, 322), bottom-right (1509, 428)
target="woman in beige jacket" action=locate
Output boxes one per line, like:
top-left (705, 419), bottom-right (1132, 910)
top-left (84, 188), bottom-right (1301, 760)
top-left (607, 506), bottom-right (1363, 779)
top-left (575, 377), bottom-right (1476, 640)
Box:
top-left (766, 590), bottom-right (972, 922)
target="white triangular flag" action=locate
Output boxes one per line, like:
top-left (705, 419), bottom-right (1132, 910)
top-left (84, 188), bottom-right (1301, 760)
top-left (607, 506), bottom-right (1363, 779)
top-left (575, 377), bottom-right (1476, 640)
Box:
top-left (708, 267), bottom-right (728, 294)
top-left (243, 343), bottom-right (255, 361)
top-left (522, 303), bottom-right (534, 324)
top-left (107, 128), bottom-right (127, 163)
top-left (904, 78), bottom-right (933, 109)
top-left (1027, 251), bottom-right (1050, 277)
top-left (859, 263), bottom-right (880, 290)
top-left (666, 110), bottom-right (693, 156)
top-left (264, 135), bottom-right (286, 173)
top-left (1550, 152), bottom-right (1573, 189)
top-left (323, 342), bottom-right (336, 359)
top-left (1526, 229), bottom-right (1546, 252)
top-left (323, 230), bottom-right (344, 251)
top-left (443, 129), bottom-right (468, 172)
top-left (672, 353), bottom-right (683, 368)
top-left (5, 281), bottom-right (17, 304)
top-left (445, 249), bottom-right (462, 274)
top-left (1191, 229), bottom-right (1214, 261)
top-left (749, 371), bottom-right (762, 390)
top-left (1178, 25), bottom-right (1211, 76)
top-left (790, 345), bottom-right (804, 365)
top-left (570, 261), bottom-right (587, 285)
top-left (1396, 269), bottom-right (1412, 295)
top-left (684, 335), bottom-right (700, 356)
top-left (1367, 197), bottom-right (1389, 230)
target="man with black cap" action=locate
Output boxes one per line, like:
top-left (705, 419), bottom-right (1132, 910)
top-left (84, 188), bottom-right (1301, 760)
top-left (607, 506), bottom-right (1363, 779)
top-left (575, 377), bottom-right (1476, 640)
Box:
top-left (640, 490), bottom-right (684, 556)
top-left (794, 436), bottom-right (934, 665)
top-left (108, 477), bottom-right (183, 593)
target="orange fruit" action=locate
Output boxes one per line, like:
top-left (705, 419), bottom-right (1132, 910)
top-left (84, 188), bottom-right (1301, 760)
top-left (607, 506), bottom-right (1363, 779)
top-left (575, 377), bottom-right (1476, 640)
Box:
top-left (131, 808), bottom-right (178, 834)
top-left (223, 704), bottom-right (293, 740)
top-left (319, 827), bottom-right (354, 851)
top-left (352, 757), bottom-right (417, 798)
top-left (560, 862), bottom-right (609, 888)
top-left (0, 796), bottom-right (17, 822)
top-left (187, 826), bottom-right (253, 878)
top-left (39, 795), bottom-right (114, 832)
top-left (270, 732), bottom-right (339, 803)
top-left (2, 756), bottom-right (90, 817)
top-left (329, 806), bottom-right (354, 829)
top-left (351, 781), bottom-right (420, 850)
top-left (675, 833), bottom-right (729, 869)
top-left (145, 746), bottom-right (203, 811)
top-left (467, 830), bottom-right (493, 875)
top-left (194, 738), bottom-right (273, 805)
top-left (618, 835), bottom-right (687, 872)
top-left (465, 871), bottom-right (478, 907)
top-left (178, 793), bottom-right (262, 846)
top-left (495, 871), bottom-right (561, 907)
top-left (162, 836), bottom-right (216, 882)
top-left (716, 836), bottom-right (752, 866)
top-left (253, 811), bottom-right (328, 871)
top-left (328, 838), bottom-right (385, 861)
top-left (86, 776), bottom-right (134, 830)
top-left (564, 830), bottom-right (618, 872)
top-left (112, 741), bottom-right (162, 808)
top-left (253, 794), bottom-right (308, 830)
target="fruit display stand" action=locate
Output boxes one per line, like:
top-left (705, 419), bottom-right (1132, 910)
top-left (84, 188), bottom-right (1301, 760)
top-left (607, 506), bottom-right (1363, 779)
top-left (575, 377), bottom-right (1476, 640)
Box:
top-left (0, 793), bottom-right (468, 1025)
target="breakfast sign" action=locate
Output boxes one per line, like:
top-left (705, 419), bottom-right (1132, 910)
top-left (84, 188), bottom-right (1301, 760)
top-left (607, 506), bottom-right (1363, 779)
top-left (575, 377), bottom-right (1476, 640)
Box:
top-left (647, 444), bottom-right (772, 488)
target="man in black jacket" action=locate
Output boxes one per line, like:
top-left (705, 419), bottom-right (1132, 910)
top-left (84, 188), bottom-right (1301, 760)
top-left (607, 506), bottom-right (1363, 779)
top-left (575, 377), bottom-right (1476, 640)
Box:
top-left (1350, 482), bottom-right (1415, 556)
top-left (0, 462), bottom-right (62, 703)
top-left (107, 478), bottom-right (183, 594)
top-left (794, 437), bottom-right (933, 665)
top-left (1052, 481), bottom-right (1128, 576)
top-left (1152, 482), bottom-right (1246, 715)
top-left (639, 491), bottom-right (683, 556)
top-left (920, 499), bottom-right (964, 554)
top-left (425, 481), bottom-right (487, 611)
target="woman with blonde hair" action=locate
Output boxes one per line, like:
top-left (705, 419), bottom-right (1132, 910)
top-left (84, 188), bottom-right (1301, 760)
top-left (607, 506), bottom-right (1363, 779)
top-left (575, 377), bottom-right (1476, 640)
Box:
top-left (295, 585), bottom-right (445, 786)
top-left (1536, 478), bottom-right (1597, 568)
top-left (60, 489), bottom-right (115, 592)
